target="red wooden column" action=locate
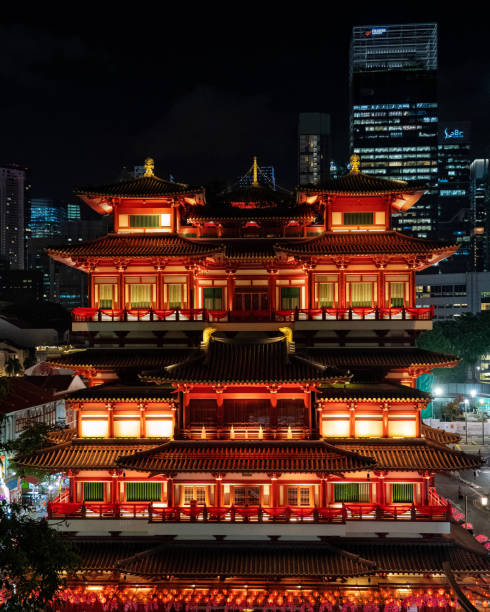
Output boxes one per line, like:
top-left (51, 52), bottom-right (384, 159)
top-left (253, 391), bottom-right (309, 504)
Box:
top-left (317, 473), bottom-right (328, 507)
top-left (269, 473), bottom-right (281, 507)
top-left (106, 403), bottom-right (114, 438)
top-left (377, 267), bottom-right (385, 309)
top-left (375, 472), bottom-right (386, 505)
top-left (268, 269), bottom-right (277, 314)
top-left (338, 268), bottom-right (346, 309)
top-left (166, 477), bottom-right (174, 507)
top-left (349, 402), bottom-right (356, 437)
top-left (382, 403), bottom-right (389, 438)
top-left (214, 474), bottom-right (224, 507)
top-left (226, 271), bottom-right (235, 312)
top-left (409, 268), bottom-right (417, 308)
top-left (139, 403), bottom-right (146, 438)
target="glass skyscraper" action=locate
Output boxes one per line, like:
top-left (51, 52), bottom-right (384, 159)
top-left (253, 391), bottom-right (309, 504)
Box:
top-left (298, 113), bottom-right (331, 185)
top-left (350, 23), bottom-right (438, 238)
top-left (30, 198), bottom-right (67, 239)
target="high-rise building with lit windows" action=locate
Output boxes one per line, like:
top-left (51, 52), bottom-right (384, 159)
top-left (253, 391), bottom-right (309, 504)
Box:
top-left (0, 164), bottom-right (27, 269)
top-left (298, 112), bottom-right (331, 185)
top-left (350, 23), bottom-right (438, 238)
top-left (437, 122), bottom-right (472, 272)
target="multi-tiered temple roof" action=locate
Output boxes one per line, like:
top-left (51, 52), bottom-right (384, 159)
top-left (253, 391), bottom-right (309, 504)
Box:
top-left (16, 156), bottom-right (489, 610)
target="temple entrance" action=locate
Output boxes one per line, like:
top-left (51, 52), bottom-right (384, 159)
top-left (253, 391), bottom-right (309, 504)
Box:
top-left (232, 289), bottom-right (269, 320)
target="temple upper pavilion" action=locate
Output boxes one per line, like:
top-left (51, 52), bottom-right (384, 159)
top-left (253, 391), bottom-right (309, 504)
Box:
top-left (17, 157), bottom-right (489, 611)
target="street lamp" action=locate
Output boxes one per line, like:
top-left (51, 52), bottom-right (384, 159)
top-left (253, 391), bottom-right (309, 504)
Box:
top-left (470, 389), bottom-right (477, 398)
top-left (433, 387), bottom-right (443, 420)
top-left (481, 495), bottom-right (488, 507)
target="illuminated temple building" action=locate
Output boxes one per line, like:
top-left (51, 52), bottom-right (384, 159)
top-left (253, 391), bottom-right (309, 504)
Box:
top-left (18, 157), bottom-right (490, 610)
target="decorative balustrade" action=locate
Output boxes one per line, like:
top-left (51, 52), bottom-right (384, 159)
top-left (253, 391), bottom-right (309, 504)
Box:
top-left (47, 501), bottom-right (451, 522)
top-left (72, 306), bottom-right (434, 323)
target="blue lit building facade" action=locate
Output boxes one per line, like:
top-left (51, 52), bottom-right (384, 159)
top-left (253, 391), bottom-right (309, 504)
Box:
top-left (437, 122), bottom-right (472, 272)
top-left (350, 23), bottom-right (438, 238)
top-left (30, 198), bottom-right (67, 238)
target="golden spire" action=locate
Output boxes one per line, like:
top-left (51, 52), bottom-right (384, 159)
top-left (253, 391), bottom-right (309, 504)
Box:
top-left (144, 157), bottom-right (155, 177)
top-left (252, 156), bottom-right (259, 186)
top-left (349, 154), bottom-right (361, 173)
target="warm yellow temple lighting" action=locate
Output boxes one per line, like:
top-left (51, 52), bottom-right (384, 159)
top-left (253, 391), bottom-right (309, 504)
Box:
top-left (81, 420), bottom-right (108, 438)
top-left (202, 327), bottom-right (216, 346)
top-left (388, 421), bottom-right (416, 437)
top-left (279, 327), bottom-right (293, 344)
top-left (201, 426), bottom-right (207, 439)
top-left (355, 420), bottom-right (383, 437)
top-left (258, 425), bottom-right (264, 439)
top-left (350, 154), bottom-right (360, 173)
top-left (322, 420), bottom-right (350, 437)
top-left (230, 425), bottom-right (235, 439)
top-left (114, 420), bottom-right (140, 438)
top-left (146, 420), bottom-right (173, 438)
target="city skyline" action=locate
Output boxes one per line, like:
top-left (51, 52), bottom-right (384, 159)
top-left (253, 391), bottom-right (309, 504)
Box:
top-left (0, 12), bottom-right (488, 199)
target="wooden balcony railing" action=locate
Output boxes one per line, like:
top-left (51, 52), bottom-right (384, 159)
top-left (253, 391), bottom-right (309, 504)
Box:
top-left (72, 306), bottom-right (434, 323)
top-left (47, 501), bottom-right (451, 522)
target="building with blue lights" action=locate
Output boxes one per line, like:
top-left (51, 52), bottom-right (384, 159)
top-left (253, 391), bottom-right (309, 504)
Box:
top-left (436, 122), bottom-right (472, 272)
top-left (29, 198), bottom-right (67, 239)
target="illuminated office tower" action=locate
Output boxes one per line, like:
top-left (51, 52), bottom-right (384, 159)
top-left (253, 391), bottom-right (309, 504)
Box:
top-left (298, 112), bottom-right (331, 185)
top-left (471, 158), bottom-right (490, 271)
top-left (350, 23), bottom-right (438, 238)
top-left (30, 198), bottom-right (67, 239)
top-left (0, 164), bottom-right (27, 269)
top-left (437, 122), bottom-right (472, 271)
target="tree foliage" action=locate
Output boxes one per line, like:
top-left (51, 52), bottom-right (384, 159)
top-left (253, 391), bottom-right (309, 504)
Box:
top-left (0, 423), bottom-right (65, 479)
top-left (417, 311), bottom-right (490, 381)
top-left (0, 502), bottom-right (79, 610)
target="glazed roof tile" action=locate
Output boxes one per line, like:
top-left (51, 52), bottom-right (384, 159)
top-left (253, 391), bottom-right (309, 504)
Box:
top-left (299, 171), bottom-right (427, 195)
top-left (280, 231), bottom-right (457, 256)
top-left (74, 176), bottom-right (201, 198)
top-left (66, 384), bottom-right (176, 403)
top-left (421, 423), bottom-right (461, 444)
top-left (143, 336), bottom-right (349, 385)
top-left (331, 438), bottom-right (484, 471)
top-left (305, 348), bottom-right (459, 370)
top-left (318, 383), bottom-right (431, 402)
top-left (15, 438), bottom-right (167, 471)
top-left (117, 540), bottom-right (374, 578)
top-left (338, 539), bottom-right (490, 575)
top-left (48, 348), bottom-right (194, 371)
top-left (117, 440), bottom-right (375, 474)
top-left (71, 537), bottom-right (490, 578)
top-left (47, 234), bottom-right (218, 259)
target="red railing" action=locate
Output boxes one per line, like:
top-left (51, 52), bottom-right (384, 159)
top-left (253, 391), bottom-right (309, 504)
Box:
top-left (72, 306), bottom-right (434, 323)
top-left (47, 501), bottom-right (450, 522)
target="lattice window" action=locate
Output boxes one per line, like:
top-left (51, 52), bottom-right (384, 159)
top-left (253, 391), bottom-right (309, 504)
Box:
top-left (392, 483), bottom-right (413, 503)
top-left (233, 486), bottom-right (260, 505)
top-left (83, 482), bottom-right (104, 501)
top-left (203, 287), bottom-right (223, 310)
top-left (99, 284), bottom-right (115, 308)
top-left (334, 483), bottom-right (370, 503)
top-left (281, 286), bottom-right (301, 309)
top-left (318, 283), bottom-right (334, 307)
top-left (350, 282), bottom-right (373, 307)
top-left (183, 486), bottom-right (206, 505)
top-left (129, 284), bottom-right (152, 308)
top-left (126, 482), bottom-right (161, 501)
top-left (287, 487), bottom-right (311, 506)
top-left (167, 284), bottom-right (184, 308)
top-left (389, 282), bottom-right (405, 307)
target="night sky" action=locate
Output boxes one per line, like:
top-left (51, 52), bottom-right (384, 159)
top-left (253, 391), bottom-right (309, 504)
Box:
top-left (1, 10), bottom-right (488, 200)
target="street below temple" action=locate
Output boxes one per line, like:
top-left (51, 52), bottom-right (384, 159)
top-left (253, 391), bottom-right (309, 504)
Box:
top-left (434, 447), bottom-right (490, 537)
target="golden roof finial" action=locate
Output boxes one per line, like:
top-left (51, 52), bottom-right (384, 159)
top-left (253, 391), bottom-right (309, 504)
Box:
top-left (252, 156), bottom-right (259, 186)
top-left (144, 157), bottom-right (155, 177)
top-left (350, 154), bottom-right (361, 173)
